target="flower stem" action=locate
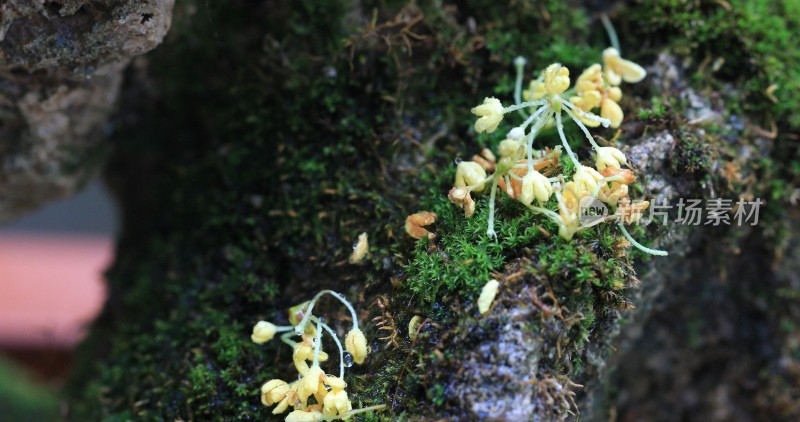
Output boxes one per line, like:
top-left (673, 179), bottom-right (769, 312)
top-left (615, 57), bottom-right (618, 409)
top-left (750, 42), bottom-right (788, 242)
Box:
top-left (618, 223), bottom-right (668, 256)
top-left (555, 112), bottom-right (581, 168)
top-left (601, 14), bottom-right (621, 53)
top-left (295, 290), bottom-right (359, 335)
top-left (311, 316), bottom-right (345, 379)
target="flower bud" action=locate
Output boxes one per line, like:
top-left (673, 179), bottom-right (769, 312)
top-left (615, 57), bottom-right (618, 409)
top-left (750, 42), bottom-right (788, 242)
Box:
top-left (345, 328), bottom-right (369, 364)
top-left (455, 161), bottom-right (487, 193)
top-left (448, 187), bottom-right (476, 218)
top-left (518, 171), bottom-right (553, 205)
top-left (285, 410), bottom-right (325, 422)
top-left (595, 147), bottom-right (627, 171)
top-left (298, 365), bottom-right (324, 402)
top-left (600, 167), bottom-right (636, 184)
top-left (543, 63), bottom-right (570, 94)
top-left (602, 47), bottom-right (647, 85)
top-left (600, 97), bottom-right (624, 128)
top-left (573, 165), bottom-right (604, 195)
top-left (471, 97), bottom-right (505, 133)
top-left (498, 139), bottom-right (523, 159)
top-left (523, 79), bottom-right (547, 101)
top-left (478, 279), bottom-right (500, 314)
top-left (251, 321), bottom-right (277, 344)
top-left (323, 389), bottom-right (351, 416)
top-left (323, 375), bottom-right (347, 390)
top-left (261, 379), bottom-right (289, 406)
top-left (507, 127), bottom-right (525, 141)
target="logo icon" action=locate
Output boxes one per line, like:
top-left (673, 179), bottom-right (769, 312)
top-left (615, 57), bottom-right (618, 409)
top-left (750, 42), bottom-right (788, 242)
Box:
top-left (579, 196), bottom-right (608, 227)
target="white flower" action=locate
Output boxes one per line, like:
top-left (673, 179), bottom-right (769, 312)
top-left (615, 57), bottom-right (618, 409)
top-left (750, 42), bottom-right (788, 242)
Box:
top-left (595, 147), bottom-right (627, 171)
top-left (518, 171), bottom-right (553, 205)
top-left (471, 97), bottom-right (505, 133)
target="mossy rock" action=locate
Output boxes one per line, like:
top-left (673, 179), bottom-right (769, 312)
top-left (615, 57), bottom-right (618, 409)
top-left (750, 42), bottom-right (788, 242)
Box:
top-left (66, 0), bottom-right (800, 420)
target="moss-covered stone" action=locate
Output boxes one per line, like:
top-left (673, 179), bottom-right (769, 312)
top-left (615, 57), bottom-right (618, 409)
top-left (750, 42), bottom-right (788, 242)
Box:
top-left (66, 0), bottom-right (800, 420)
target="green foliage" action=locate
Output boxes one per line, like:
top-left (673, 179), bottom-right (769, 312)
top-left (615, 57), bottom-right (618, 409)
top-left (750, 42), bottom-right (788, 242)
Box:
top-left (626, 0), bottom-right (800, 127)
top-left (0, 357), bottom-right (58, 421)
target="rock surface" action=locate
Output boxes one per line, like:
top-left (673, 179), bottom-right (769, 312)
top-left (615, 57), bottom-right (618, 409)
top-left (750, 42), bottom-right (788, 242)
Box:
top-left (0, 0), bottom-right (173, 224)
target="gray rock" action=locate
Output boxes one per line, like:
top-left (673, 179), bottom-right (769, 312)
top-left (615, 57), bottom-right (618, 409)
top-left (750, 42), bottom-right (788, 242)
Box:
top-left (0, 0), bottom-right (173, 224)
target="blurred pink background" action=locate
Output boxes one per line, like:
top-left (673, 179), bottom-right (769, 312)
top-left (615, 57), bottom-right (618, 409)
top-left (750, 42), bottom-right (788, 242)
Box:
top-left (0, 181), bottom-right (115, 382)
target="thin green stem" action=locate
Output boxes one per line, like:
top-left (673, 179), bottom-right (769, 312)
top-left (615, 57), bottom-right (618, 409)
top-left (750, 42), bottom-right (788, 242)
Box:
top-left (487, 176), bottom-right (500, 239)
top-left (311, 316), bottom-right (345, 379)
top-left (563, 106), bottom-right (603, 150)
top-left (562, 98), bottom-right (610, 129)
top-left (295, 290), bottom-right (359, 335)
top-left (618, 223), bottom-right (668, 256)
top-left (280, 331), bottom-right (298, 348)
top-left (323, 404), bottom-right (387, 421)
top-left (601, 14), bottom-right (621, 53)
top-left (312, 317), bottom-right (323, 366)
top-left (504, 100), bottom-right (547, 113)
top-left (526, 108), bottom-right (553, 172)
top-left (513, 57), bottom-right (527, 117)
top-left (555, 111), bottom-right (581, 168)
top-left (592, 175), bottom-right (623, 198)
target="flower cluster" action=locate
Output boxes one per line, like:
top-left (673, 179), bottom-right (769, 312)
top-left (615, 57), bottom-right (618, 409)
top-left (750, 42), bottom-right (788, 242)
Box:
top-left (449, 48), bottom-right (667, 256)
top-left (251, 290), bottom-right (385, 421)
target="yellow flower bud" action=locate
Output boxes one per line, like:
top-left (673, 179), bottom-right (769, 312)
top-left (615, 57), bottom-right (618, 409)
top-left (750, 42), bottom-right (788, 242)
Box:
top-left (323, 389), bottom-right (351, 416)
top-left (272, 396), bottom-right (291, 414)
top-left (471, 97), bottom-right (505, 133)
top-left (298, 365), bottom-right (324, 402)
top-left (261, 379), bottom-right (289, 406)
top-left (477, 279), bottom-right (500, 314)
top-left (498, 139), bottom-right (523, 159)
top-left (345, 328), bottom-right (368, 364)
top-left (251, 321), bottom-right (277, 344)
top-left (518, 171), bottom-right (553, 205)
top-left (543, 63), bottom-right (570, 94)
top-left (575, 64), bottom-right (602, 93)
top-left (602, 48), bottom-right (647, 85)
top-left (523, 79), bottom-right (547, 101)
top-left (455, 161), bottom-right (487, 193)
top-left (601, 97), bottom-right (624, 128)
top-left (607, 86), bottom-right (622, 102)
top-left (557, 183), bottom-right (581, 241)
top-left (573, 165), bottom-right (604, 196)
top-left (323, 375), bottom-right (347, 390)
top-left (293, 345), bottom-right (328, 375)
top-left (595, 147), bottom-right (627, 171)
top-left (285, 410), bottom-right (325, 422)
top-left (570, 90), bottom-right (601, 111)
top-left (348, 232), bottom-right (369, 264)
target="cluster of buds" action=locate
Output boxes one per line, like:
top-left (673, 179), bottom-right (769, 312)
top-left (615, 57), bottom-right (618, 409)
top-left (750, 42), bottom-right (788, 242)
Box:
top-left (251, 290), bottom-right (385, 421)
top-left (448, 47), bottom-right (667, 256)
